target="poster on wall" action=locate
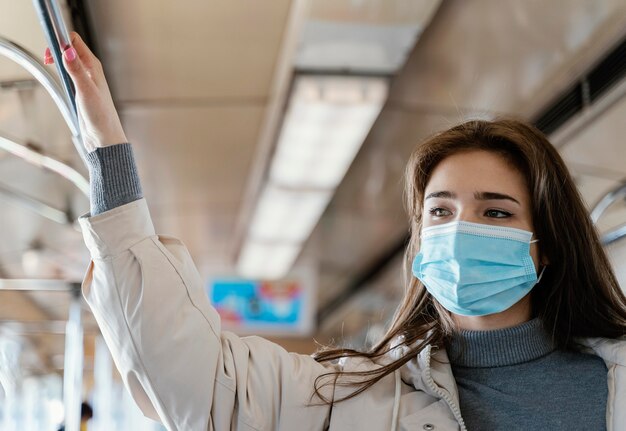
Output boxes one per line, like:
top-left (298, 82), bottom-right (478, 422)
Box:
top-left (207, 275), bottom-right (315, 335)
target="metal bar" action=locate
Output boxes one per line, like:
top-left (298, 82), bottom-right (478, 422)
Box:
top-left (602, 224), bottom-right (626, 246)
top-left (0, 279), bottom-right (74, 292)
top-left (63, 286), bottom-right (84, 431)
top-left (30, 0), bottom-right (89, 170)
top-left (32, 0), bottom-right (77, 116)
top-left (0, 134), bottom-right (89, 196)
top-left (0, 320), bottom-right (99, 335)
top-left (46, 0), bottom-right (73, 52)
top-left (93, 336), bottom-right (115, 430)
top-left (590, 182), bottom-right (626, 223)
top-left (0, 182), bottom-right (70, 225)
top-left (0, 320), bottom-right (67, 335)
top-left (0, 37), bottom-right (78, 138)
top-left (0, 78), bottom-right (38, 90)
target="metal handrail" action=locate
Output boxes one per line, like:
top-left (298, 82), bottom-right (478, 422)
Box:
top-left (0, 36), bottom-right (87, 171)
top-left (0, 134), bottom-right (89, 196)
top-left (590, 182), bottom-right (626, 224)
top-left (0, 183), bottom-right (73, 226)
top-left (589, 182), bottom-right (626, 245)
top-left (603, 224), bottom-right (626, 246)
top-left (0, 37), bottom-right (78, 138)
top-left (32, 0), bottom-right (77, 119)
top-left (0, 279), bottom-right (74, 291)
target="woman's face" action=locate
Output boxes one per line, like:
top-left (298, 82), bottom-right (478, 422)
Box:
top-left (422, 149), bottom-right (540, 271)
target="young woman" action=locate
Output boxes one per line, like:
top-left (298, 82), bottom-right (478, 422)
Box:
top-left (57, 33), bottom-right (626, 430)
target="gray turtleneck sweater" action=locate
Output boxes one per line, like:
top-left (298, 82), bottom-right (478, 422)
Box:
top-left (448, 318), bottom-right (608, 430)
top-left (86, 144), bottom-right (610, 430)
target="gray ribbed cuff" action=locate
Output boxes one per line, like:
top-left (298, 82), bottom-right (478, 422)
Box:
top-left (86, 143), bottom-right (143, 216)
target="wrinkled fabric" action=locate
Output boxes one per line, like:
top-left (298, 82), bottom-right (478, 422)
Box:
top-left (413, 221), bottom-right (538, 316)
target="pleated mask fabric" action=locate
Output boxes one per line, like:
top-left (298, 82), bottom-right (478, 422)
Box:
top-left (412, 221), bottom-right (541, 316)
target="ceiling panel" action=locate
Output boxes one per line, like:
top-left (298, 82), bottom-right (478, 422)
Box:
top-left (558, 84), bottom-right (626, 235)
top-left (560, 93), bottom-right (626, 177)
top-left (0, 0), bottom-right (51, 81)
top-left (123, 104), bottom-right (265, 208)
top-left (309, 0), bottom-right (439, 24)
top-left (388, 0), bottom-right (626, 116)
top-left (86, 0), bottom-right (293, 102)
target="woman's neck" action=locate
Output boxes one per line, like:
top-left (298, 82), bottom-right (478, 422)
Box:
top-left (453, 294), bottom-right (532, 331)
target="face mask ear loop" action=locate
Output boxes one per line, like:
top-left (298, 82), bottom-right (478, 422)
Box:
top-left (536, 265), bottom-right (547, 285)
top-left (530, 238), bottom-right (546, 285)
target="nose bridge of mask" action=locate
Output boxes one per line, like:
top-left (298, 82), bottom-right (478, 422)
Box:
top-left (420, 221), bottom-right (534, 266)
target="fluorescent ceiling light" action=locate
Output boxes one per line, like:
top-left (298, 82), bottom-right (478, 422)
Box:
top-left (270, 75), bottom-right (388, 189)
top-left (294, 0), bottom-right (442, 73)
top-left (238, 75), bottom-right (388, 280)
top-left (250, 185), bottom-right (331, 243)
top-left (237, 242), bottom-right (301, 281)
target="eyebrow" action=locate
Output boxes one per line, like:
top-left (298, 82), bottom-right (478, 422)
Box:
top-left (425, 190), bottom-right (520, 205)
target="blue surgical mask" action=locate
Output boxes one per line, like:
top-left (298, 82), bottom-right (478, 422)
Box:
top-left (412, 221), bottom-right (544, 316)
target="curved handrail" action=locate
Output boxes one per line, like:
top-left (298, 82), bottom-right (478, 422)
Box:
top-left (603, 224), bottom-right (626, 246)
top-left (0, 36), bottom-right (86, 164)
top-left (590, 182), bottom-right (626, 224)
top-left (590, 182), bottom-right (626, 245)
top-left (0, 134), bottom-right (88, 196)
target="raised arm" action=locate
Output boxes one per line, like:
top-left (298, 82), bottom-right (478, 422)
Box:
top-left (58, 33), bottom-right (333, 430)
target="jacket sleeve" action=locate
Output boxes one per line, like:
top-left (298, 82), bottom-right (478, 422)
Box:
top-left (79, 198), bottom-right (333, 430)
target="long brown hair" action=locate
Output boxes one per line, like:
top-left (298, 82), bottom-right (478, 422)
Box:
top-left (312, 118), bottom-right (626, 403)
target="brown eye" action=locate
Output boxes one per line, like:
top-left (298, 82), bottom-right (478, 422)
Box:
top-left (429, 207), bottom-right (452, 217)
top-left (485, 209), bottom-right (512, 218)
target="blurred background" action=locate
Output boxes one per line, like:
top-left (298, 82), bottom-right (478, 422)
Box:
top-left (1, 0), bottom-right (625, 429)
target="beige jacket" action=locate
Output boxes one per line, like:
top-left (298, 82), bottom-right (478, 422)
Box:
top-left (79, 199), bottom-right (626, 431)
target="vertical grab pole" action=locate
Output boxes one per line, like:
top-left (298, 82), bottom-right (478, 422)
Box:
top-left (32, 0), bottom-right (87, 165)
top-left (32, 0), bottom-right (76, 114)
top-left (93, 336), bottom-right (115, 431)
top-left (45, 0), bottom-right (73, 52)
top-left (62, 284), bottom-right (84, 431)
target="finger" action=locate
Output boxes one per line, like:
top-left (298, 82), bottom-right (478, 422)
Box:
top-left (43, 47), bottom-right (54, 65)
top-left (69, 31), bottom-right (101, 71)
top-left (62, 46), bottom-right (98, 97)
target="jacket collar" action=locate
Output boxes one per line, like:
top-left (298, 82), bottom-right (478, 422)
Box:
top-left (580, 337), bottom-right (626, 367)
top-left (399, 345), bottom-right (458, 400)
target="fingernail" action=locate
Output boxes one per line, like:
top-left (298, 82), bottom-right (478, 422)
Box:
top-left (44, 47), bottom-right (53, 64)
top-left (63, 47), bottom-right (77, 62)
